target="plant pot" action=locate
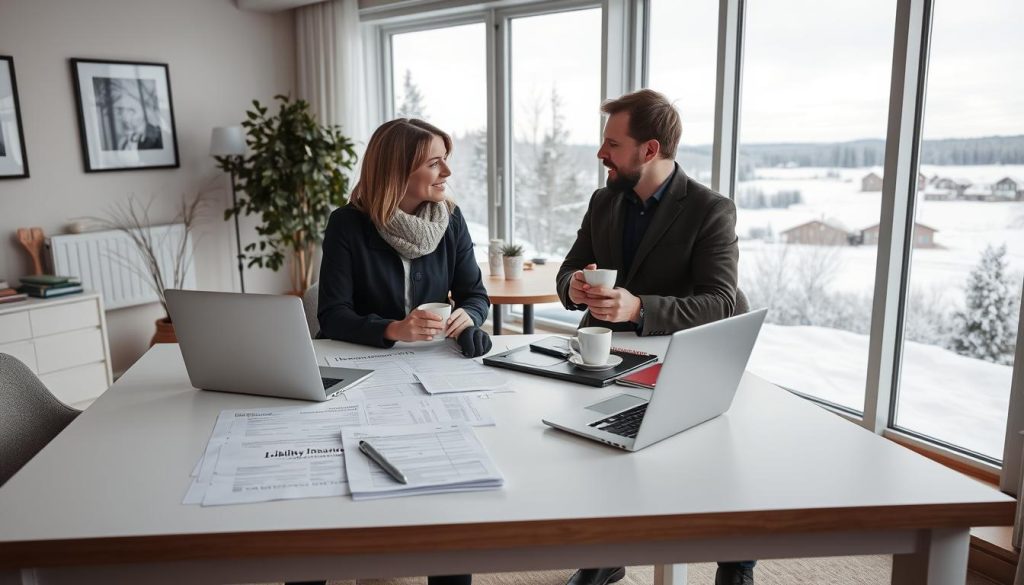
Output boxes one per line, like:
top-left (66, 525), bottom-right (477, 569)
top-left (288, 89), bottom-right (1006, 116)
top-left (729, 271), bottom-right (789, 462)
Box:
top-left (503, 255), bottom-right (524, 280)
top-left (151, 317), bottom-right (177, 346)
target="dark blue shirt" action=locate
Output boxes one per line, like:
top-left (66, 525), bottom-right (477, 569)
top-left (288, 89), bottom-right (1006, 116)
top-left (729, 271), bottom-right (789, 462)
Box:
top-left (621, 168), bottom-right (675, 277)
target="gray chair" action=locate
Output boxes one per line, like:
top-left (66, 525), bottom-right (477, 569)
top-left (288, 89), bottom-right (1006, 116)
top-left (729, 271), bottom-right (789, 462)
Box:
top-left (0, 353), bottom-right (80, 486)
top-left (735, 288), bottom-right (750, 316)
top-left (302, 281), bottom-right (320, 338)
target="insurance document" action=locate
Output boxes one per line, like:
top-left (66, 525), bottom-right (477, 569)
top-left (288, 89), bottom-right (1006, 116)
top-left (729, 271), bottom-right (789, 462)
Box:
top-left (342, 422), bottom-right (504, 500)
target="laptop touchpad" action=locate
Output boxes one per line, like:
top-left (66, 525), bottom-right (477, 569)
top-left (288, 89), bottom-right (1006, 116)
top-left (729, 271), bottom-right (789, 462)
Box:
top-left (586, 394), bottom-right (647, 414)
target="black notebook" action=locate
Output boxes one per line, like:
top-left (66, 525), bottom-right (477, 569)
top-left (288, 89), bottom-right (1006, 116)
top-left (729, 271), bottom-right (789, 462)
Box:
top-left (483, 336), bottom-right (658, 387)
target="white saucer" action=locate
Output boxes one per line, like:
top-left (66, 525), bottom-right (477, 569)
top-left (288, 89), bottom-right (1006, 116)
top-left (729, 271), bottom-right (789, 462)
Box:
top-left (568, 354), bottom-right (623, 371)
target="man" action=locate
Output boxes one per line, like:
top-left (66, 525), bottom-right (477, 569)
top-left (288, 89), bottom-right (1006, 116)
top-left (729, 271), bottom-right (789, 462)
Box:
top-left (555, 89), bottom-right (753, 585)
top-left (99, 79), bottom-right (163, 151)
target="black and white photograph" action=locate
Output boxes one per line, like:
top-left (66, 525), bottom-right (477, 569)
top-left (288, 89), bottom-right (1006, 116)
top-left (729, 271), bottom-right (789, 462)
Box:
top-left (71, 58), bottom-right (178, 172)
top-left (0, 55), bottom-right (29, 179)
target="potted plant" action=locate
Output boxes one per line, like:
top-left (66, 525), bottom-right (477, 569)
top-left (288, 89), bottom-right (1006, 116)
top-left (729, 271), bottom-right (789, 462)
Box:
top-left (94, 192), bottom-right (205, 345)
top-left (502, 243), bottom-right (525, 280)
top-left (215, 95), bottom-right (358, 295)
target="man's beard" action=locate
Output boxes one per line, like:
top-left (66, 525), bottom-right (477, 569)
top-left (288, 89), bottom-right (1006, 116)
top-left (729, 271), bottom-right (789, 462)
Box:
top-left (605, 165), bottom-right (642, 194)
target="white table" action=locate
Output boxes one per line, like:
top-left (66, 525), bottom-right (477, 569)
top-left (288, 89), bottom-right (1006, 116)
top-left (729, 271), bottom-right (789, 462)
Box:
top-left (0, 334), bottom-right (1013, 585)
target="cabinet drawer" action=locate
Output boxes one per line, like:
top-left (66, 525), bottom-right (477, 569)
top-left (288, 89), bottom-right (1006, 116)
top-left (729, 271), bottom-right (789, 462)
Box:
top-left (0, 340), bottom-right (37, 372)
top-left (29, 299), bottom-right (101, 338)
top-left (0, 312), bottom-right (32, 344)
top-left (34, 328), bottom-right (105, 374)
top-left (40, 362), bottom-right (108, 406)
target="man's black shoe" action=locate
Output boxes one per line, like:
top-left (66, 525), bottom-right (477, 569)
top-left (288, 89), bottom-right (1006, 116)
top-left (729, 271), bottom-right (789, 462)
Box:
top-left (565, 567), bottom-right (626, 585)
top-left (715, 565), bottom-right (753, 585)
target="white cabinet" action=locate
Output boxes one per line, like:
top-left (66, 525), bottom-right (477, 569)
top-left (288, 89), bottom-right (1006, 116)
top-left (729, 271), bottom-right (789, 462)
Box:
top-left (0, 292), bottom-right (112, 409)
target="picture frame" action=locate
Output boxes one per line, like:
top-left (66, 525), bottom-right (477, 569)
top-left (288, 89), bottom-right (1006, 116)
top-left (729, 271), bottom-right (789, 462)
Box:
top-left (0, 55), bottom-right (30, 179)
top-left (70, 58), bottom-right (179, 172)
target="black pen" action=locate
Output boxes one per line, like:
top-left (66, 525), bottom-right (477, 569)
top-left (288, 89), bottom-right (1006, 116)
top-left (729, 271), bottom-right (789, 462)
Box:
top-left (358, 440), bottom-right (408, 484)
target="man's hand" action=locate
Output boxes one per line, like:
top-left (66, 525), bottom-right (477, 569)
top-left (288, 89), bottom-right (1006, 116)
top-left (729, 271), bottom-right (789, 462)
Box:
top-left (445, 308), bottom-right (474, 339)
top-left (568, 263), bottom-right (598, 306)
top-left (585, 286), bottom-right (642, 324)
top-left (385, 309), bottom-right (443, 342)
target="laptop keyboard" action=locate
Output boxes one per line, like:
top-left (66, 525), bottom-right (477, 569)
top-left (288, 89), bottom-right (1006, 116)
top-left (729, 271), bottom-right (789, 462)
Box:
top-left (589, 403), bottom-right (648, 439)
top-left (321, 377), bottom-right (343, 390)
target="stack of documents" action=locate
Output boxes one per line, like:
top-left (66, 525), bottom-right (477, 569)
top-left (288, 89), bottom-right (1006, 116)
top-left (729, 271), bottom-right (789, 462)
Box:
top-left (325, 343), bottom-right (509, 398)
top-left (342, 422), bottom-right (504, 500)
top-left (184, 394), bottom-right (495, 506)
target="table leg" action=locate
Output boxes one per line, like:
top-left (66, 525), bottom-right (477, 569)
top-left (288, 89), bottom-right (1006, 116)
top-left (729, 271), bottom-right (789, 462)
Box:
top-left (891, 528), bottom-right (969, 585)
top-left (0, 569), bottom-right (34, 585)
top-left (492, 304), bottom-right (502, 335)
top-left (523, 304), bottom-right (534, 334)
top-left (654, 564), bottom-right (687, 585)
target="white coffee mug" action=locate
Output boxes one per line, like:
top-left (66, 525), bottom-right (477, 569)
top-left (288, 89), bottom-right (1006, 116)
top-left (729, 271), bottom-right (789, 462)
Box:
top-left (416, 302), bottom-right (452, 340)
top-left (569, 326), bottom-right (612, 365)
top-left (582, 268), bottom-right (617, 288)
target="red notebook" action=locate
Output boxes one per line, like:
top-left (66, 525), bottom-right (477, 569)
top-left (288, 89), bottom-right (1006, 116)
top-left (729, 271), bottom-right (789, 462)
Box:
top-left (614, 363), bottom-right (661, 390)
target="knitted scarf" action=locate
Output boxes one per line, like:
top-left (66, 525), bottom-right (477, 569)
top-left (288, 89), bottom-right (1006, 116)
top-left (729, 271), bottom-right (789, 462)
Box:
top-left (376, 201), bottom-right (451, 260)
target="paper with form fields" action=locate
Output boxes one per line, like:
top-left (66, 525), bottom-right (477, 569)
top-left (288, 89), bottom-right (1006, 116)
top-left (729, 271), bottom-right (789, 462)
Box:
top-left (342, 422), bottom-right (504, 500)
top-left (184, 395), bottom-right (495, 506)
top-left (325, 343), bottom-right (509, 396)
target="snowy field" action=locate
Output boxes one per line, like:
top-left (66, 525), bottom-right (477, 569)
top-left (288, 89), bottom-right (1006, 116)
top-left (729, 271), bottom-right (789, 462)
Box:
top-left (750, 323), bottom-right (1012, 460)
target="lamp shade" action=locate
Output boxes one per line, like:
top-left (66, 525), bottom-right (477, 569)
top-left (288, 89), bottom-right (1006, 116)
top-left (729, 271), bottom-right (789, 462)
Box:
top-left (210, 126), bottom-right (246, 156)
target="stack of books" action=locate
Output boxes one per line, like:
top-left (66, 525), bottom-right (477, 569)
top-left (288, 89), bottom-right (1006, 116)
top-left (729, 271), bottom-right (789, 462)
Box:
top-left (18, 275), bottom-right (83, 299)
top-left (0, 281), bottom-right (28, 305)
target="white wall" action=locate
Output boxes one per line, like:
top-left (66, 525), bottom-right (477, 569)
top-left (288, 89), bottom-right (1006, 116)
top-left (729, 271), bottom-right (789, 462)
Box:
top-left (0, 0), bottom-right (295, 374)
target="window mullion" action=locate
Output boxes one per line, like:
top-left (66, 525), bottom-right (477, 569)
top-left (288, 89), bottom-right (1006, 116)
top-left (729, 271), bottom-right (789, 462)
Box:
top-left (711, 0), bottom-right (743, 197)
top-left (862, 0), bottom-right (932, 434)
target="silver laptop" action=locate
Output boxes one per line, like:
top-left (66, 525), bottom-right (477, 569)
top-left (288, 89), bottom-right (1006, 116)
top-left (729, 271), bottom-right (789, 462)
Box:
top-left (165, 289), bottom-right (373, 401)
top-left (542, 308), bottom-right (767, 451)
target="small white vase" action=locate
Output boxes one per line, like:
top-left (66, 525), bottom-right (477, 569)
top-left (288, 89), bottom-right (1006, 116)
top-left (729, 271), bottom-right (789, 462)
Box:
top-left (488, 239), bottom-right (504, 277)
top-left (503, 255), bottom-right (524, 280)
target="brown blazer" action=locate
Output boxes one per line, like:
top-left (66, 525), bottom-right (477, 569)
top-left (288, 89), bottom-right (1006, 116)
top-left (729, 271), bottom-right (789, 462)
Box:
top-left (556, 165), bottom-right (738, 335)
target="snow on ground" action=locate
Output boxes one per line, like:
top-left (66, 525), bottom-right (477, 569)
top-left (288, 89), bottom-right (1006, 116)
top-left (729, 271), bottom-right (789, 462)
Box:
top-left (750, 323), bottom-right (1012, 460)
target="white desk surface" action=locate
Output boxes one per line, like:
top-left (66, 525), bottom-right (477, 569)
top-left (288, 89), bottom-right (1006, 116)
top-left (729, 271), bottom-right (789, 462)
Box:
top-left (0, 334), bottom-right (1013, 571)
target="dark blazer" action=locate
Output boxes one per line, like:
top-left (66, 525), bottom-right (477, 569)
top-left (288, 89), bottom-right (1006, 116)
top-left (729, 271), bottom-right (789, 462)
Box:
top-left (318, 204), bottom-right (490, 348)
top-left (556, 164), bottom-right (738, 335)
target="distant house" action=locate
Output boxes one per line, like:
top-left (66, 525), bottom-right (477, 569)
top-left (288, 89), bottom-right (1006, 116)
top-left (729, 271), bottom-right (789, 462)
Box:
top-left (994, 176), bottom-right (1023, 200)
top-left (961, 184), bottom-right (995, 201)
top-left (860, 171), bottom-right (927, 192)
top-left (780, 220), bottom-right (849, 246)
top-left (861, 172), bottom-right (883, 192)
top-left (922, 185), bottom-right (956, 201)
top-left (861, 222), bottom-right (938, 249)
top-left (933, 177), bottom-right (971, 197)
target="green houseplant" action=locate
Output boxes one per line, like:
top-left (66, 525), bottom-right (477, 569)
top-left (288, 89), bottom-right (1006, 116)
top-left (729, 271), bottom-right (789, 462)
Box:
top-left (501, 243), bottom-right (525, 280)
top-left (215, 95), bottom-right (358, 294)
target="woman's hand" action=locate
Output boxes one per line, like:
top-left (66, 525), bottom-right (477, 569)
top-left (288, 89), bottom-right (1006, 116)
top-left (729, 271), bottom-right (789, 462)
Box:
top-left (445, 308), bottom-right (474, 339)
top-left (385, 309), bottom-right (444, 342)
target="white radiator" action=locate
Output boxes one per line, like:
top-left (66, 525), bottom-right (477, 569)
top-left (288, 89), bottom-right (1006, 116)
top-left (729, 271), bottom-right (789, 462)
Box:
top-left (49, 224), bottom-right (196, 310)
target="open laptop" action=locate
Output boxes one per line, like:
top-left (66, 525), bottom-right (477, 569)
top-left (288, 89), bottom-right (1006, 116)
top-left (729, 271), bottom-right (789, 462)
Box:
top-left (165, 289), bottom-right (373, 401)
top-left (542, 308), bottom-right (767, 451)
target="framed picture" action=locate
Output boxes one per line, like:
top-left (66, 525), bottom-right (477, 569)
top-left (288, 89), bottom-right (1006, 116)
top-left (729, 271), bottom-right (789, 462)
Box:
top-left (0, 55), bottom-right (29, 179)
top-left (71, 58), bottom-right (179, 172)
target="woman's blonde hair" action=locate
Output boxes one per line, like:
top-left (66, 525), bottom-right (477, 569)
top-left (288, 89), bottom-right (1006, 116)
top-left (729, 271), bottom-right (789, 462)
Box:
top-left (351, 118), bottom-right (453, 228)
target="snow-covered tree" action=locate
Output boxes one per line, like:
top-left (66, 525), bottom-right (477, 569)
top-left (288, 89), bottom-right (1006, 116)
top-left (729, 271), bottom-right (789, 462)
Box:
top-left (950, 244), bottom-right (1017, 365)
top-left (396, 70), bottom-right (426, 119)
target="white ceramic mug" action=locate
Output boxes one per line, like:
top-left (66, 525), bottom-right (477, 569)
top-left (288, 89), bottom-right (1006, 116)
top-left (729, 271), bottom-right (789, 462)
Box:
top-left (569, 326), bottom-right (612, 365)
top-left (416, 302), bottom-right (452, 340)
top-left (582, 268), bottom-right (617, 288)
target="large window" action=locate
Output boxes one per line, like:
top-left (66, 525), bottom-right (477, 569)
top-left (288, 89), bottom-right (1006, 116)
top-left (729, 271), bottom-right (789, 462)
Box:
top-left (737, 0), bottom-right (896, 412)
top-left (893, 0), bottom-right (1024, 462)
top-left (391, 23), bottom-right (489, 238)
top-left (646, 0), bottom-right (718, 183)
top-left (509, 7), bottom-right (603, 261)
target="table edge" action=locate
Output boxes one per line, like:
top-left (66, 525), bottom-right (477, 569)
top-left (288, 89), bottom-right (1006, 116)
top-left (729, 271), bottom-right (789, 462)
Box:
top-left (0, 501), bottom-right (1012, 568)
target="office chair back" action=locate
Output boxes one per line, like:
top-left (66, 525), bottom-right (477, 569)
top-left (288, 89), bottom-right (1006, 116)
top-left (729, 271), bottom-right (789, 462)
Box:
top-left (735, 288), bottom-right (750, 316)
top-left (0, 353), bottom-right (80, 486)
top-left (302, 281), bottom-right (320, 338)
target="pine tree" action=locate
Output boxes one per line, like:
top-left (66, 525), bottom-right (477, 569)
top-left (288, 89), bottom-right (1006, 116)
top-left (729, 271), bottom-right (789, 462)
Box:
top-left (950, 244), bottom-right (1017, 365)
top-left (396, 69), bottom-right (426, 119)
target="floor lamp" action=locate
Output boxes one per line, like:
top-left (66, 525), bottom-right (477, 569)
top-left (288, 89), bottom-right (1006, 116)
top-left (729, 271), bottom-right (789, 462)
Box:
top-left (210, 126), bottom-right (247, 293)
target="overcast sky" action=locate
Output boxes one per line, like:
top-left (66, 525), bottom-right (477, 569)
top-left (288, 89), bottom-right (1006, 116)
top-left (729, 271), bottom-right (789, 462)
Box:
top-left (391, 0), bottom-right (1023, 146)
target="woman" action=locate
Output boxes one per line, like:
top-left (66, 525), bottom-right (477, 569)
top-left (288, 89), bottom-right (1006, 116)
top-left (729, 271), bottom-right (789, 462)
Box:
top-left (318, 118), bottom-right (492, 359)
